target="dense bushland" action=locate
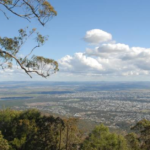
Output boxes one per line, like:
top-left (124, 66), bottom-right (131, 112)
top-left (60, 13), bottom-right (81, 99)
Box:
top-left (0, 109), bottom-right (150, 150)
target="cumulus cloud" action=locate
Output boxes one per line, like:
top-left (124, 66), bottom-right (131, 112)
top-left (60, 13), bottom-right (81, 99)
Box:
top-left (59, 53), bottom-right (103, 73)
top-left (84, 29), bottom-right (112, 44)
top-left (58, 29), bottom-right (150, 79)
top-left (85, 43), bottom-right (130, 58)
top-left (58, 46), bottom-right (150, 78)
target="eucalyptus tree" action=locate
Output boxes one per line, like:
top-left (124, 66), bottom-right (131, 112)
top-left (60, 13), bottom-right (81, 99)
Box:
top-left (0, 0), bottom-right (58, 78)
top-left (81, 124), bottom-right (128, 150)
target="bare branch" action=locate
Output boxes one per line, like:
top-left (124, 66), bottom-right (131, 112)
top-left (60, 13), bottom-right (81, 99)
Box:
top-left (0, 8), bottom-right (9, 19)
top-left (0, 1), bottom-right (31, 22)
top-left (22, 0), bottom-right (44, 26)
top-left (22, 45), bottom-right (39, 63)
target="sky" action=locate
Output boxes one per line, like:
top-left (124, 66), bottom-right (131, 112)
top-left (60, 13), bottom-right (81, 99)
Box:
top-left (1, 0), bottom-right (150, 81)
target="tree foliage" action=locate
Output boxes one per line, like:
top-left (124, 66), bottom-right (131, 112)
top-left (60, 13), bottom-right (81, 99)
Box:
top-left (126, 133), bottom-right (140, 150)
top-left (63, 118), bottom-right (83, 150)
top-left (0, 0), bottom-right (58, 78)
top-left (128, 119), bottom-right (150, 150)
top-left (0, 109), bottom-right (81, 150)
top-left (81, 124), bottom-right (128, 150)
top-left (1, 109), bottom-right (150, 150)
top-left (0, 0), bottom-right (57, 26)
top-left (0, 131), bottom-right (9, 150)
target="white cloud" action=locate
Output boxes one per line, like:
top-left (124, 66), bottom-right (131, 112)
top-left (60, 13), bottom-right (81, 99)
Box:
top-left (85, 43), bottom-right (130, 58)
top-left (58, 37), bottom-right (150, 79)
top-left (98, 43), bottom-right (130, 53)
top-left (84, 29), bottom-right (112, 44)
top-left (59, 53), bottom-right (103, 73)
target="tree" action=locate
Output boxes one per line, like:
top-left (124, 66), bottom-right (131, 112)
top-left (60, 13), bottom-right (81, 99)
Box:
top-left (30, 115), bottom-right (65, 150)
top-left (0, 109), bottom-right (66, 150)
top-left (0, 131), bottom-right (9, 150)
top-left (81, 124), bottom-right (128, 150)
top-left (63, 118), bottom-right (82, 150)
top-left (0, 0), bottom-right (58, 78)
top-left (126, 133), bottom-right (140, 150)
top-left (131, 119), bottom-right (150, 150)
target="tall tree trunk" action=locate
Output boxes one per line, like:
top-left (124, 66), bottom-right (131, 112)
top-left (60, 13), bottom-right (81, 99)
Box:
top-left (66, 125), bottom-right (69, 150)
top-left (59, 126), bottom-right (62, 150)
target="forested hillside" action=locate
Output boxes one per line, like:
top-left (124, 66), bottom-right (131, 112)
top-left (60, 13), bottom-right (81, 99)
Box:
top-left (0, 109), bottom-right (150, 150)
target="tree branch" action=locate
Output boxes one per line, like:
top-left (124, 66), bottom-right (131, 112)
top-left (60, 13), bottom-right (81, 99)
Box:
top-left (0, 8), bottom-right (9, 19)
top-left (0, 1), bottom-right (31, 22)
top-left (22, 0), bottom-right (45, 26)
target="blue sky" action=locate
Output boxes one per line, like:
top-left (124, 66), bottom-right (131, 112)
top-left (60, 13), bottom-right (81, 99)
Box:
top-left (1, 0), bottom-right (150, 81)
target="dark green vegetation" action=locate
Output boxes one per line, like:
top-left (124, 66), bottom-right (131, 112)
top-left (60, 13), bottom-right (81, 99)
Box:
top-left (0, 109), bottom-right (150, 150)
top-left (0, 109), bottom-right (82, 150)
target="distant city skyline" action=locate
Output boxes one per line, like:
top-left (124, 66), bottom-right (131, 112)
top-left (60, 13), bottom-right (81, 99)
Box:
top-left (1, 0), bottom-right (150, 81)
